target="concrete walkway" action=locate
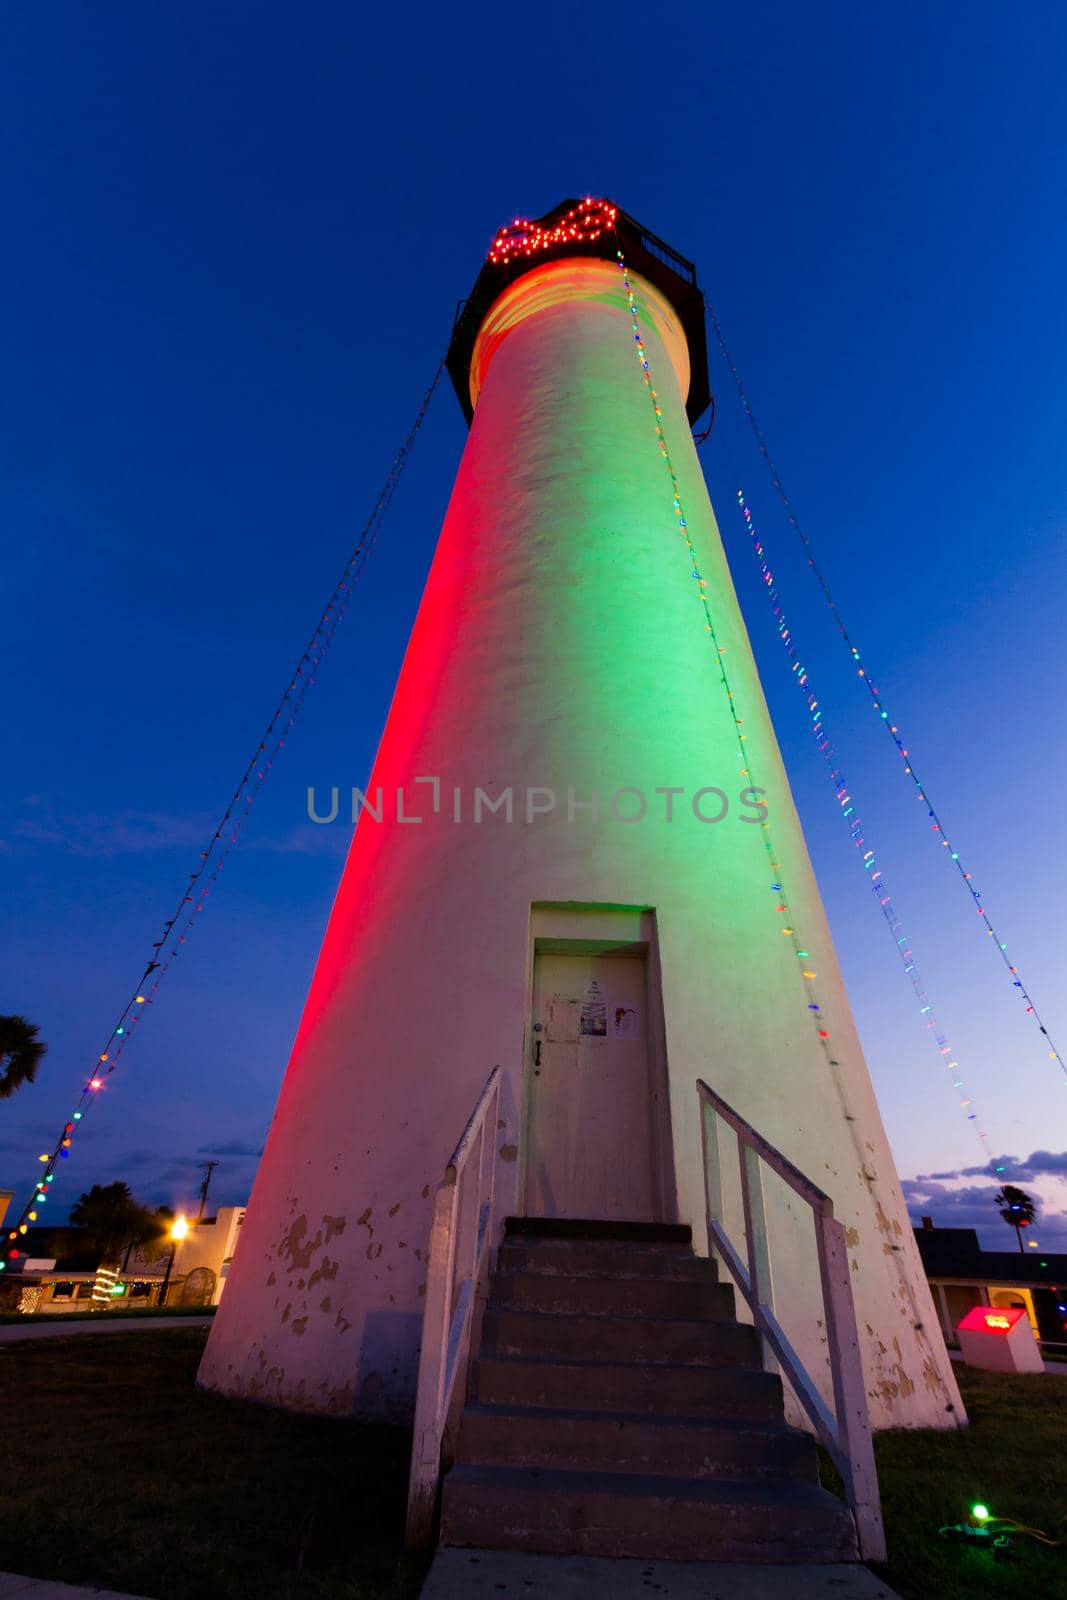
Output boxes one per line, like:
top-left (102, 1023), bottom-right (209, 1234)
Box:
top-left (0, 1577), bottom-right (150, 1599)
top-left (947, 1347), bottom-right (1067, 1377)
top-left (419, 1549), bottom-right (900, 1598)
top-left (0, 1316), bottom-right (213, 1343)
top-left (0, 1551), bottom-right (901, 1600)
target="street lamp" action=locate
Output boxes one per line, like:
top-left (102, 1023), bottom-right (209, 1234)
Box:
top-left (159, 1213), bottom-right (188, 1308)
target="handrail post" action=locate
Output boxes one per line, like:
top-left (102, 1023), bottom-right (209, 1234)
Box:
top-left (484, 1077), bottom-right (500, 1262)
top-left (700, 1093), bottom-right (724, 1253)
top-left (816, 1211), bottom-right (886, 1562)
top-left (738, 1136), bottom-right (775, 1370)
top-left (405, 1176), bottom-right (459, 1548)
top-left (696, 1077), bottom-right (883, 1567)
top-left (405, 1067), bottom-right (502, 1550)
top-left (470, 1121), bottom-right (483, 1282)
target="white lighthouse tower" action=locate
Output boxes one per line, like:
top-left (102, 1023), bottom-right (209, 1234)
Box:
top-left (199, 199), bottom-right (961, 1435)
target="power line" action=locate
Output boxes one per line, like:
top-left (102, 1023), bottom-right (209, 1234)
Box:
top-left (705, 301), bottom-right (1065, 1083)
top-left (5, 357), bottom-right (446, 1258)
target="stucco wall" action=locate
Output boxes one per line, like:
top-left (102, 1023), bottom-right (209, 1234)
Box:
top-left (198, 257), bottom-right (963, 1432)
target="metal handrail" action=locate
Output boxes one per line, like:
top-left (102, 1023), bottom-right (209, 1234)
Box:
top-left (405, 1066), bottom-right (502, 1548)
top-left (697, 1078), bottom-right (886, 1563)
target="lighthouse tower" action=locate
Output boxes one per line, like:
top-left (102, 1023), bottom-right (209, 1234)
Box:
top-left (199, 200), bottom-right (960, 1431)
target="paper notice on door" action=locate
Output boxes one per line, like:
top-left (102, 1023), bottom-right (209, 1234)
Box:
top-left (612, 1004), bottom-right (641, 1040)
top-left (546, 995), bottom-right (579, 1042)
top-left (579, 979), bottom-right (607, 1038)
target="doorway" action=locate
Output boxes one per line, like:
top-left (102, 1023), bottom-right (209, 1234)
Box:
top-left (523, 948), bottom-right (662, 1221)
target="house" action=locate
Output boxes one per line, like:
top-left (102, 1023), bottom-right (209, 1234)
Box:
top-left (1, 1206), bottom-right (247, 1314)
top-left (913, 1217), bottom-right (1067, 1350)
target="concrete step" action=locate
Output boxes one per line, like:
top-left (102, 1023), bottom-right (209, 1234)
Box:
top-left (456, 1403), bottom-right (818, 1484)
top-left (497, 1236), bottom-right (718, 1282)
top-left (490, 1271), bottom-right (734, 1320)
top-left (440, 1464), bottom-right (859, 1563)
top-left (481, 1307), bottom-right (759, 1367)
top-left (420, 1548), bottom-right (898, 1599)
top-left (470, 1355), bottom-right (785, 1421)
top-left (504, 1217), bottom-right (693, 1246)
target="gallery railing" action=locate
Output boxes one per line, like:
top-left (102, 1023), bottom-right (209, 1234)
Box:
top-left (697, 1077), bottom-right (886, 1563)
top-left (405, 1065), bottom-right (501, 1548)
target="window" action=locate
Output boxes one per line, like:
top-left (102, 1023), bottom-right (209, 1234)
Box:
top-left (51, 1281), bottom-right (75, 1301)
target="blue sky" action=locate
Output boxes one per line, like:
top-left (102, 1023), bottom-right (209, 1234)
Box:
top-left (2, 3), bottom-right (1065, 1249)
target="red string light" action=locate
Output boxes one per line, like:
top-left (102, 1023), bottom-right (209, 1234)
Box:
top-left (488, 198), bottom-right (618, 266)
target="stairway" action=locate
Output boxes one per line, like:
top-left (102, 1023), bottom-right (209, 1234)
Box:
top-left (439, 1218), bottom-right (860, 1564)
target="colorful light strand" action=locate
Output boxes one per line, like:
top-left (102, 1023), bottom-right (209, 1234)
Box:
top-left (616, 246), bottom-right (956, 1392)
top-left (706, 303), bottom-right (1066, 1083)
top-left (489, 199), bottom-right (618, 266)
top-left (4, 359), bottom-right (446, 1263)
top-left (615, 248), bottom-right (841, 1079)
top-left (737, 487), bottom-right (998, 1167)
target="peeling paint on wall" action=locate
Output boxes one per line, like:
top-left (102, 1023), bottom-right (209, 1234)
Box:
top-left (308, 1256), bottom-right (338, 1292)
top-left (279, 1215), bottom-right (323, 1271)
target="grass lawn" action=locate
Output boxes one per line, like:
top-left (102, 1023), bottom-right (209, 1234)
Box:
top-left (0, 1330), bottom-right (1064, 1600)
top-left (0, 1305), bottom-right (217, 1325)
top-left (0, 1329), bottom-right (429, 1600)
top-left (862, 1364), bottom-right (1067, 1599)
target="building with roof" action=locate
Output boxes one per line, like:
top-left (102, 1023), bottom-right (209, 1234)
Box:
top-left (0, 1206), bottom-right (246, 1315)
top-left (913, 1217), bottom-right (1067, 1351)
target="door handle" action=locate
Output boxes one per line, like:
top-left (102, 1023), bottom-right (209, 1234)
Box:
top-left (534, 1039), bottom-right (542, 1066)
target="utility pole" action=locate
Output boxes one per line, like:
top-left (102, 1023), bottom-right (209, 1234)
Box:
top-left (197, 1160), bottom-right (219, 1221)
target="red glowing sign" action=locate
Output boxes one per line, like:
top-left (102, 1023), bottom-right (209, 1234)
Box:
top-left (488, 199), bottom-right (618, 266)
top-left (957, 1304), bottom-right (1027, 1335)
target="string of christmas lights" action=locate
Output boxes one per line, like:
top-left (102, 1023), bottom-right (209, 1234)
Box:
top-left (737, 486), bottom-right (999, 1169)
top-left (615, 247), bottom-right (957, 1393)
top-left (4, 359), bottom-right (446, 1266)
top-left (706, 302), bottom-right (1066, 1083)
top-left (489, 198), bottom-right (618, 265)
top-left (614, 248), bottom-right (841, 1091)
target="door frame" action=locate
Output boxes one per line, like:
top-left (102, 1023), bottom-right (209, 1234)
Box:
top-left (519, 904), bottom-right (677, 1222)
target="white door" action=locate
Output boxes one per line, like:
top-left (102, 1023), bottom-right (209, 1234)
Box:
top-left (523, 950), bottom-right (659, 1221)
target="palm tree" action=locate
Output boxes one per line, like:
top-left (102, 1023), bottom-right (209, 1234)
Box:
top-left (0, 1015), bottom-right (47, 1100)
top-left (993, 1184), bottom-right (1037, 1254)
top-left (69, 1182), bottom-right (153, 1269)
top-left (121, 1205), bottom-right (175, 1270)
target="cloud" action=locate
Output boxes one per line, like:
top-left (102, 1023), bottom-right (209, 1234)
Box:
top-left (107, 1149), bottom-right (168, 1171)
top-left (902, 1175), bottom-right (1067, 1240)
top-left (917, 1150), bottom-right (1067, 1185)
top-left (197, 1140), bottom-right (264, 1157)
top-left (8, 799), bottom-right (213, 858)
top-left (246, 825), bottom-right (349, 857)
top-left (0, 1121), bottom-right (72, 1152)
top-left (5, 800), bottom-right (348, 861)
top-left (153, 1160), bottom-right (221, 1188)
